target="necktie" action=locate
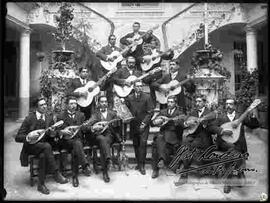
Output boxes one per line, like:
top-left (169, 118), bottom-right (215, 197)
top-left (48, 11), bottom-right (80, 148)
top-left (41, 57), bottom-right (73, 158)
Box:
top-left (69, 113), bottom-right (75, 119)
top-left (40, 114), bottom-right (45, 121)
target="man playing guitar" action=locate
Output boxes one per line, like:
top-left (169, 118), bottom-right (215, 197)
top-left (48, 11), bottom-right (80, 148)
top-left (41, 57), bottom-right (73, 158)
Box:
top-left (86, 95), bottom-right (122, 183)
top-left (113, 56), bottom-right (142, 96)
top-left (56, 96), bottom-right (92, 187)
top-left (15, 97), bottom-right (68, 195)
top-left (139, 39), bottom-right (174, 104)
top-left (207, 97), bottom-right (260, 193)
top-left (151, 59), bottom-right (196, 112)
top-left (67, 67), bottom-right (95, 119)
top-left (120, 22), bottom-right (153, 68)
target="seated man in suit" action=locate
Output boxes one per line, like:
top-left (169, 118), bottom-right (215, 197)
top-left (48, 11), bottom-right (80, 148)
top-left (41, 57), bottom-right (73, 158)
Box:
top-left (56, 96), bottom-right (92, 187)
top-left (175, 95), bottom-right (216, 185)
top-left (67, 67), bottom-right (95, 120)
top-left (15, 97), bottom-right (68, 195)
top-left (86, 95), bottom-right (121, 183)
top-left (207, 97), bottom-right (260, 193)
top-left (151, 96), bottom-right (186, 178)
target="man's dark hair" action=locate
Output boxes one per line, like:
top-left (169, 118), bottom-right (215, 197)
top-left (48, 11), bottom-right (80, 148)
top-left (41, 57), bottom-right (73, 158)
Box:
top-left (167, 95), bottom-right (177, 103)
top-left (79, 67), bottom-right (88, 73)
top-left (33, 96), bottom-right (46, 107)
top-left (98, 95), bottom-right (107, 103)
top-left (133, 22), bottom-right (140, 26)
top-left (108, 34), bottom-right (116, 41)
top-left (66, 96), bottom-right (77, 104)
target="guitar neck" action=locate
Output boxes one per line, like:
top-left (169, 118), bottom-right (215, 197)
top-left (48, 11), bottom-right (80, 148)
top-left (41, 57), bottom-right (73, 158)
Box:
top-left (237, 108), bottom-right (253, 124)
top-left (174, 78), bottom-right (191, 88)
top-left (96, 72), bottom-right (112, 87)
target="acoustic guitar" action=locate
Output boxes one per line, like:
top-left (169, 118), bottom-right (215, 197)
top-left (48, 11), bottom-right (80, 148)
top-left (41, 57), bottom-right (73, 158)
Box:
top-left (100, 44), bottom-right (133, 71)
top-left (26, 120), bottom-right (64, 144)
top-left (124, 25), bottom-right (159, 53)
top-left (113, 67), bottom-right (162, 98)
top-left (74, 67), bottom-right (117, 107)
top-left (92, 118), bottom-right (121, 134)
top-left (182, 111), bottom-right (217, 138)
top-left (155, 75), bottom-right (194, 104)
top-left (221, 99), bottom-right (261, 143)
top-left (140, 45), bottom-right (179, 72)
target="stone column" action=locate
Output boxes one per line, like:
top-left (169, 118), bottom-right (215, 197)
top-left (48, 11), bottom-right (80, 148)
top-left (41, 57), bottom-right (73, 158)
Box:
top-left (18, 28), bottom-right (31, 120)
top-left (246, 26), bottom-right (258, 73)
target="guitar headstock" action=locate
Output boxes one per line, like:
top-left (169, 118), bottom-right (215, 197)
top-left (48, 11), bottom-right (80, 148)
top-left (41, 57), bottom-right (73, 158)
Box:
top-left (248, 99), bottom-right (262, 111)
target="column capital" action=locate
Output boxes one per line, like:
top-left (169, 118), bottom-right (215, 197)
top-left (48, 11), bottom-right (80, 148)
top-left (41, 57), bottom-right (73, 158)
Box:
top-left (21, 28), bottom-right (32, 35)
top-left (245, 25), bottom-right (257, 34)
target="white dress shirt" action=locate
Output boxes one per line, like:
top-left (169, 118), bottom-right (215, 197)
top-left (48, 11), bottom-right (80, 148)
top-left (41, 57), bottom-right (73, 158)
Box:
top-left (227, 111), bottom-right (236, 122)
top-left (100, 109), bottom-right (108, 120)
top-left (198, 107), bottom-right (206, 118)
top-left (36, 111), bottom-right (45, 121)
top-left (80, 78), bottom-right (87, 85)
top-left (171, 71), bottom-right (178, 80)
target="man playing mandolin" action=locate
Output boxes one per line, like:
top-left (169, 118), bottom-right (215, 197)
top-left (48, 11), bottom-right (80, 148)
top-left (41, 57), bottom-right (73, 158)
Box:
top-left (56, 96), bottom-right (92, 188)
top-left (207, 97), bottom-right (260, 193)
top-left (151, 96), bottom-right (186, 178)
top-left (86, 95), bottom-right (122, 183)
top-left (15, 97), bottom-right (68, 195)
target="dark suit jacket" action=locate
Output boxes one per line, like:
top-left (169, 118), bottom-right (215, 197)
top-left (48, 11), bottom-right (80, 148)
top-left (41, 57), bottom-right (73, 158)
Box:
top-left (208, 111), bottom-right (260, 153)
top-left (87, 109), bottom-right (121, 141)
top-left (125, 92), bottom-right (154, 133)
top-left (15, 112), bottom-right (55, 166)
top-left (185, 107), bottom-right (215, 149)
top-left (67, 77), bottom-right (87, 98)
top-left (152, 107), bottom-right (185, 145)
top-left (96, 44), bottom-right (122, 61)
top-left (56, 110), bottom-right (87, 139)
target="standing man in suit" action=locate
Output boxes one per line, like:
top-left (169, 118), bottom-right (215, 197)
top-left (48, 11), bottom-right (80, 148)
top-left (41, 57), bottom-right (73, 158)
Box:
top-left (151, 96), bottom-right (186, 178)
top-left (207, 98), bottom-right (260, 193)
top-left (87, 95), bottom-right (121, 183)
top-left (56, 96), bottom-right (92, 187)
top-left (125, 80), bottom-right (154, 175)
top-left (120, 22), bottom-right (153, 69)
top-left (15, 97), bottom-right (68, 195)
top-left (151, 59), bottom-right (196, 113)
top-left (67, 67), bottom-right (95, 119)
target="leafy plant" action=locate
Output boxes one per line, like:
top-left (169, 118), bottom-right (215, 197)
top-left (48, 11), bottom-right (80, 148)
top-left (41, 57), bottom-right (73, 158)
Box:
top-left (52, 3), bottom-right (74, 50)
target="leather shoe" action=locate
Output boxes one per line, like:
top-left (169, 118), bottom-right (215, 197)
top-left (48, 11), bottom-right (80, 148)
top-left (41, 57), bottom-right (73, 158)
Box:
top-left (223, 185), bottom-right (231, 193)
top-left (72, 176), bottom-right (79, 187)
top-left (103, 171), bottom-right (110, 183)
top-left (157, 159), bottom-right (165, 169)
top-left (54, 171), bottom-right (68, 184)
top-left (106, 159), bottom-right (113, 171)
top-left (139, 166), bottom-right (146, 175)
top-left (37, 184), bottom-right (50, 195)
top-left (83, 165), bottom-right (92, 176)
top-left (174, 175), bottom-right (188, 186)
top-left (151, 170), bottom-right (159, 179)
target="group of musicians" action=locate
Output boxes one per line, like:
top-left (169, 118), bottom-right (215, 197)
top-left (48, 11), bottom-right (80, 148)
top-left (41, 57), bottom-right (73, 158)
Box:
top-left (15, 22), bottom-right (260, 195)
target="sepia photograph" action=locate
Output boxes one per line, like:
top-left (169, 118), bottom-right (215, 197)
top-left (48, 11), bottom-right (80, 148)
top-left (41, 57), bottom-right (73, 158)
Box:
top-left (2, 1), bottom-right (268, 201)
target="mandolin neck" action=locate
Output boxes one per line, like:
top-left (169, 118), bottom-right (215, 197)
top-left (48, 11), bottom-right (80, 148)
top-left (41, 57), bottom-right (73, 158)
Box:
top-left (236, 108), bottom-right (253, 124)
